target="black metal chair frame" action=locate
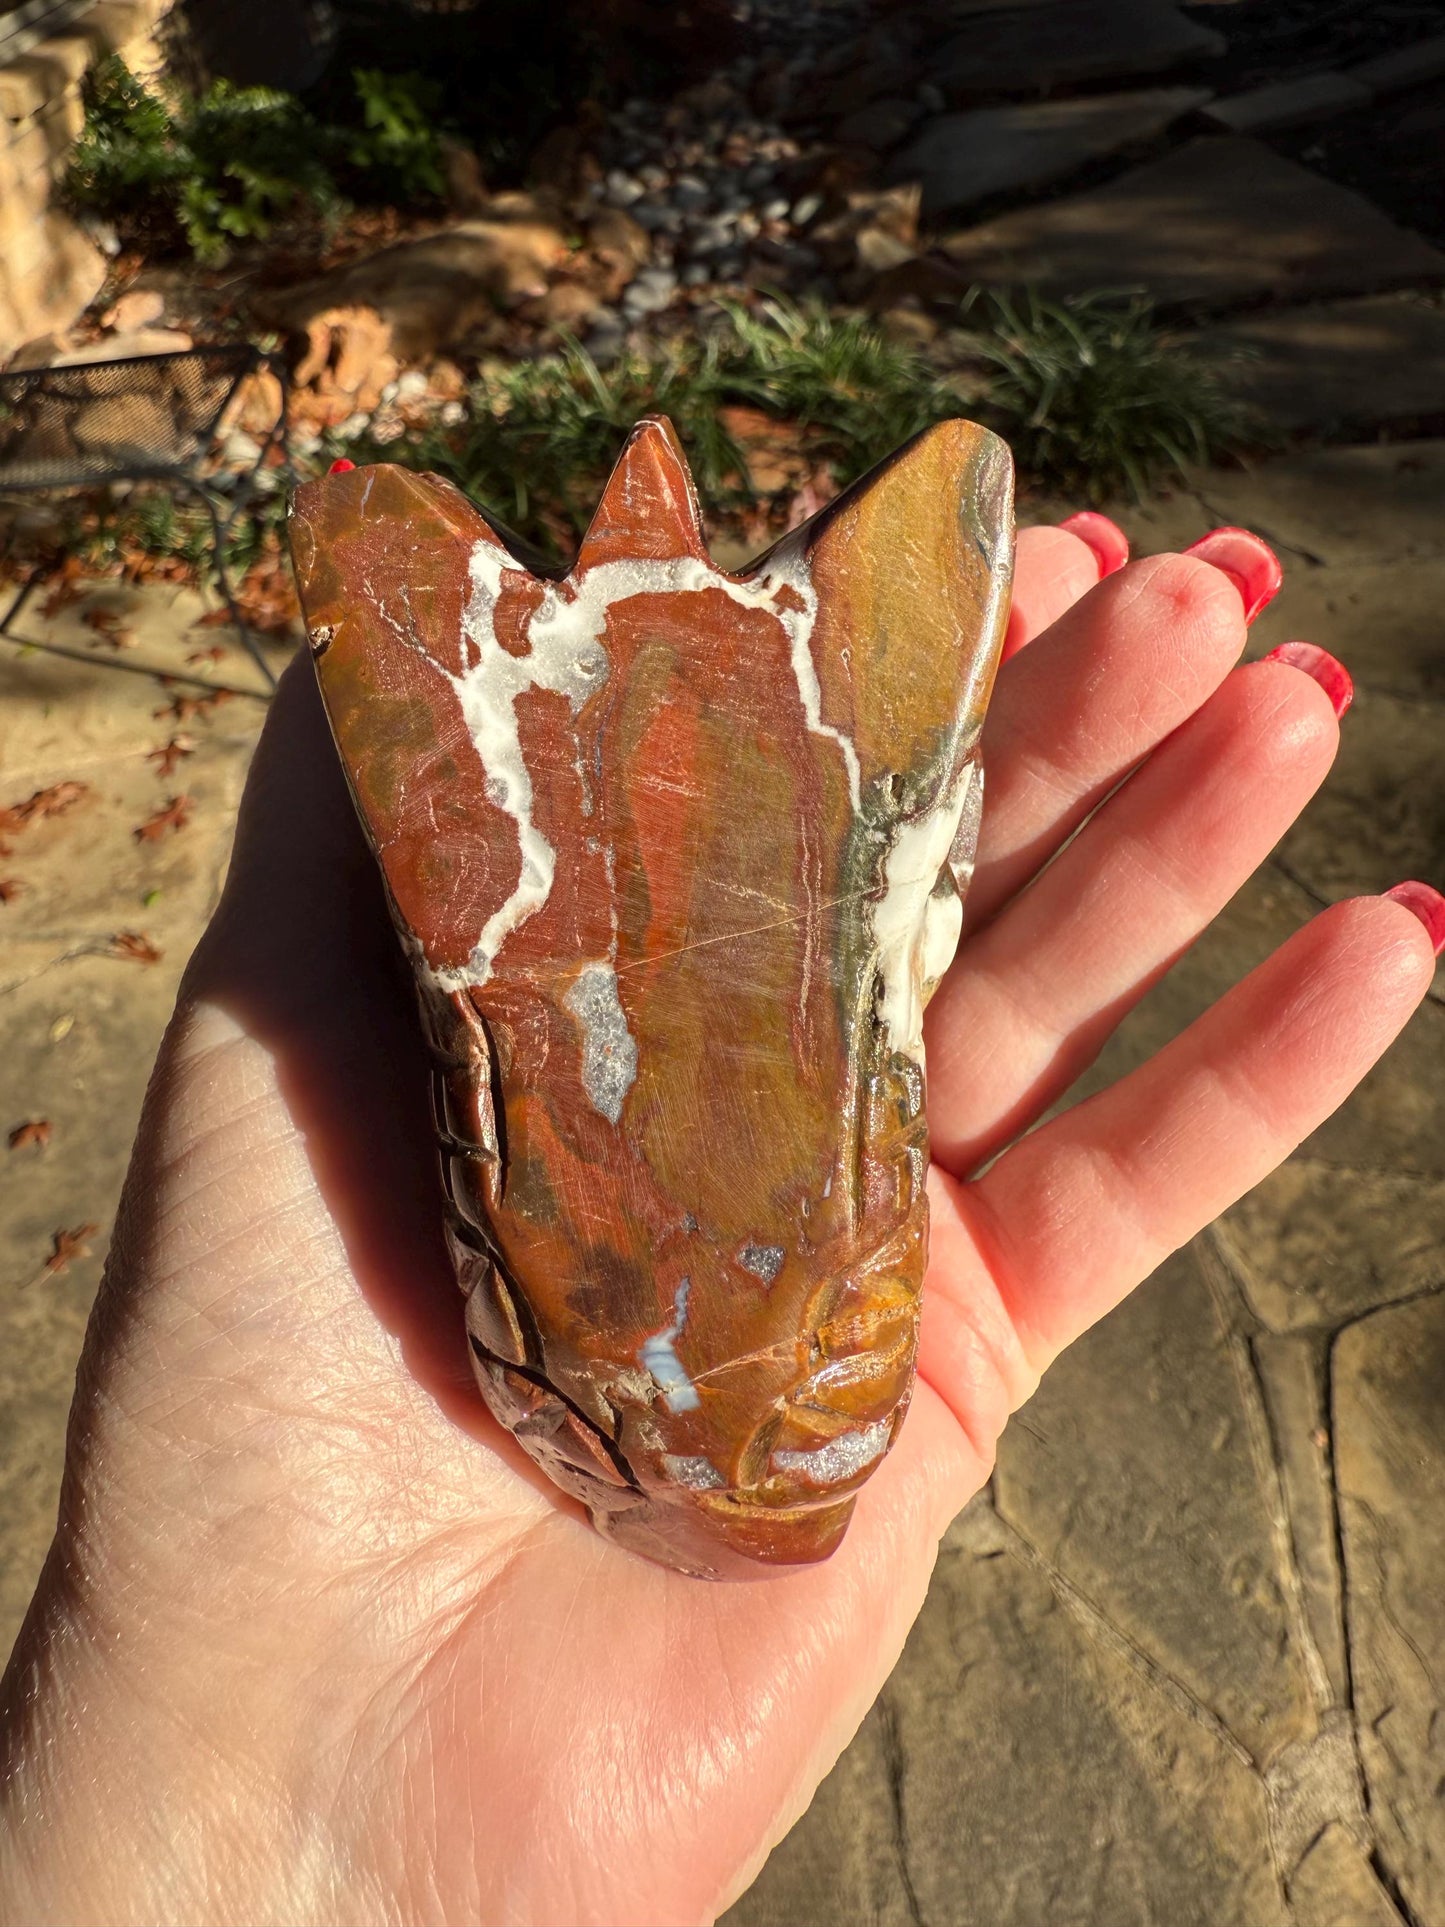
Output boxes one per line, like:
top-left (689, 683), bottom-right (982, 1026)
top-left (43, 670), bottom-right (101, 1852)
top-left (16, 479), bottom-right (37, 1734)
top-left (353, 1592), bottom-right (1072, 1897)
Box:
top-left (0, 342), bottom-right (291, 689)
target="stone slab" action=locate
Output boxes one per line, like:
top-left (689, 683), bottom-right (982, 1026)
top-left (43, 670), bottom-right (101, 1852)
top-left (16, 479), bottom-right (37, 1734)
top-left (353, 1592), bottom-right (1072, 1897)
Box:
top-left (1181, 441), bottom-right (1445, 569)
top-left (0, 594), bottom-right (264, 1658)
top-left (994, 1242), bottom-right (1319, 1762)
top-left (727, 1499), bottom-right (1286, 1927)
top-left (1289, 1822), bottom-right (1404, 1927)
top-left (943, 137), bottom-right (1445, 305)
top-left (1250, 550), bottom-right (1445, 700)
top-left (1219, 1163), bottom-right (1445, 1335)
top-left (1335, 1293), bottom-right (1445, 1924)
top-left (890, 89), bottom-right (1210, 219)
top-left (1207, 296), bottom-right (1445, 434)
top-left (1251, 1333), bottom-right (1348, 1702)
top-left (1274, 686), bottom-right (1445, 914)
top-left (1350, 31), bottom-right (1445, 95)
top-left (1203, 71), bottom-right (1373, 136)
top-left (934, 2), bottom-right (1224, 101)
top-left (0, 955), bottom-right (181, 1650)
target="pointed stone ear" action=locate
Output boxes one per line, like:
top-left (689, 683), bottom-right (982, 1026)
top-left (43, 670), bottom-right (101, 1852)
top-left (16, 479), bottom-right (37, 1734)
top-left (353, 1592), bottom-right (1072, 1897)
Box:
top-left (781, 419), bottom-right (1014, 798)
top-left (576, 415), bottom-right (711, 569)
top-left (289, 463), bottom-right (530, 976)
top-left (290, 462), bottom-right (522, 679)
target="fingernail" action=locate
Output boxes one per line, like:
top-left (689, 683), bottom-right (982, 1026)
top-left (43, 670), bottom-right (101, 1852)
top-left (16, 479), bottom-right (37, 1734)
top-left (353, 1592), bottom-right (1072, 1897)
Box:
top-left (1263, 641), bottom-right (1353, 718)
top-left (1059, 510), bottom-right (1129, 578)
top-left (1184, 526), bottom-right (1283, 623)
top-left (1385, 882), bottom-right (1445, 956)
top-left (328, 458), bottom-right (356, 475)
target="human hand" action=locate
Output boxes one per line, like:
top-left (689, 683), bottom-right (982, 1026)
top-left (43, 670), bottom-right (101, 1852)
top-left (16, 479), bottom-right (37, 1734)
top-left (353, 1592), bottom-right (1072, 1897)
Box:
top-left (1, 518), bottom-right (1438, 1927)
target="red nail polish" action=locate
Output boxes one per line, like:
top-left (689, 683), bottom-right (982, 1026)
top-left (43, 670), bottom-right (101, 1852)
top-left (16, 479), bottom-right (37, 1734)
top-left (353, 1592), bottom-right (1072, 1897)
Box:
top-left (1263, 641), bottom-right (1353, 718)
top-left (328, 458), bottom-right (356, 475)
top-left (1385, 882), bottom-right (1445, 957)
top-left (1059, 511), bottom-right (1129, 579)
top-left (1184, 526), bottom-right (1283, 623)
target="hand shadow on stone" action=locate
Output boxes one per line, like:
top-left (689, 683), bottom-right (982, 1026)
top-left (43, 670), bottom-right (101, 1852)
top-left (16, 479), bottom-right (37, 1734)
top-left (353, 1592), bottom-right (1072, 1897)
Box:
top-left (179, 657), bottom-right (582, 1513)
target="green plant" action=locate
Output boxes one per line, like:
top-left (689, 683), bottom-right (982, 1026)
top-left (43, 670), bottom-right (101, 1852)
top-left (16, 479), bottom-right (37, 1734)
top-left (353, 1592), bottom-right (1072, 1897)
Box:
top-left (956, 287), bottom-right (1251, 501)
top-left (719, 300), bottom-right (958, 483)
top-left (345, 300), bottom-right (961, 555)
top-left (347, 69), bottom-right (446, 204)
top-left (66, 59), bottom-right (444, 265)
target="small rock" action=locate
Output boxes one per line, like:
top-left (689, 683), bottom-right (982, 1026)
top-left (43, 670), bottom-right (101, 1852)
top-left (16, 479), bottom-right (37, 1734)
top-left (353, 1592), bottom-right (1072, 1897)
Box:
top-left (674, 175), bottom-right (710, 209)
top-left (101, 289), bottom-right (166, 332)
top-left (537, 281), bottom-right (606, 332)
top-left (586, 205), bottom-right (652, 272)
top-left (621, 267), bottom-right (678, 316)
top-left (604, 170), bottom-right (645, 207)
top-left (438, 401), bottom-right (466, 426)
top-left (761, 196), bottom-right (791, 221)
top-left (835, 96), bottom-right (921, 151)
top-left (53, 327), bottom-right (194, 365)
top-left (393, 369), bottom-right (431, 404)
top-left (790, 193), bottom-right (823, 226)
top-left (855, 225), bottom-right (916, 273)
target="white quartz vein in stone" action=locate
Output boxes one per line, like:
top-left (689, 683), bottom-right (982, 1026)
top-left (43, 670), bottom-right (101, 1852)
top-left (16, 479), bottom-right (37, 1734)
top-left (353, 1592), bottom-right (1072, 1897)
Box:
top-left (873, 761), bottom-right (979, 1065)
top-left (773, 1417), bottom-right (891, 1487)
top-left (430, 536), bottom-right (859, 991)
top-left (640, 1276), bottom-right (700, 1414)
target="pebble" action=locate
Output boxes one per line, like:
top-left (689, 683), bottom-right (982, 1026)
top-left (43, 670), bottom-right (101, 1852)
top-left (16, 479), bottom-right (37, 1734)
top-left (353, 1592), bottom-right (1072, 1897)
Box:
top-left (790, 193), bottom-right (823, 226)
top-left (622, 267), bottom-right (679, 316)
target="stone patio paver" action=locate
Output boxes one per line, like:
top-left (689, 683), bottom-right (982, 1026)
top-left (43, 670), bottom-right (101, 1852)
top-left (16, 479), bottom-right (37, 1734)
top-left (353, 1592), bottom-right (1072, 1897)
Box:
top-left (0, 592), bottom-right (271, 1647)
top-left (1335, 1293), bottom-right (1445, 1925)
top-left (888, 89), bottom-right (1210, 218)
top-left (1208, 296), bottom-right (1445, 433)
top-left (942, 137), bottom-right (1445, 305)
top-left (733, 1494), bottom-right (1288, 1926)
top-left (1180, 440), bottom-right (1445, 568)
top-left (933, 1), bottom-right (1224, 100)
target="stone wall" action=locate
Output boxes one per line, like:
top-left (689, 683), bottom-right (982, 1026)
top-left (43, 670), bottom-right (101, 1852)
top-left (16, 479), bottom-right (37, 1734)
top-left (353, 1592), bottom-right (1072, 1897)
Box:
top-left (0, 0), bottom-right (174, 359)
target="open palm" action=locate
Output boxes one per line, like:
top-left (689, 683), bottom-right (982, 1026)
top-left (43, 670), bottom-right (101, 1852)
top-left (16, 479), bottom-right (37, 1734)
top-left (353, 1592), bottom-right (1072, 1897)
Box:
top-left (1, 522), bottom-right (1434, 1927)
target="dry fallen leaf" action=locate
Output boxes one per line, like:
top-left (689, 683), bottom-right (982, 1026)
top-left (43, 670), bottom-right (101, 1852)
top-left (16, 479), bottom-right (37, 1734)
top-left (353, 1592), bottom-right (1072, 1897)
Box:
top-left (134, 795), bottom-right (193, 842)
top-left (82, 606), bottom-right (136, 650)
top-left (108, 930), bottom-right (163, 964)
top-left (154, 687), bottom-right (234, 724)
top-left (146, 735), bottom-right (198, 778)
top-left (39, 559), bottom-right (85, 619)
top-left (0, 781), bottom-right (91, 857)
top-left (185, 644), bottom-right (227, 667)
top-left (26, 1222), bottom-right (100, 1287)
top-left (7, 1119), bottom-right (51, 1150)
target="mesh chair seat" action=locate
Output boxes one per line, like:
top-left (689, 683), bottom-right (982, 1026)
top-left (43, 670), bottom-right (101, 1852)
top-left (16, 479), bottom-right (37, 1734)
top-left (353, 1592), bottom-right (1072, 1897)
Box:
top-left (0, 343), bottom-right (288, 686)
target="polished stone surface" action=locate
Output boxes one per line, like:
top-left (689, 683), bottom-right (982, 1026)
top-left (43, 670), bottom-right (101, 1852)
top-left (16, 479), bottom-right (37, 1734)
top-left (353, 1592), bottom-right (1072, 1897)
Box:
top-left (290, 419), bottom-right (1014, 1576)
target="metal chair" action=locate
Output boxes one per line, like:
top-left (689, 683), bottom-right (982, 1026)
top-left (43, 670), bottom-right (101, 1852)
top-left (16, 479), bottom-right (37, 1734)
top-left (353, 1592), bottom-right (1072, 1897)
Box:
top-left (0, 342), bottom-right (290, 688)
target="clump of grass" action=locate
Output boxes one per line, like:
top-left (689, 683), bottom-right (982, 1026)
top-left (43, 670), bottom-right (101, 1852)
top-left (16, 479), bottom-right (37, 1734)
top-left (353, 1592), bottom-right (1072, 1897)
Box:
top-left (956, 287), bottom-right (1252, 501)
top-left (346, 298), bottom-right (960, 556)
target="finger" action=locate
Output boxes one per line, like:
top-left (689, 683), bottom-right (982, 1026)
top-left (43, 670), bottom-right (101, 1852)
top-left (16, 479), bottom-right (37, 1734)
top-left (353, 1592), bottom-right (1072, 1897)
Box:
top-left (967, 546), bottom-right (1252, 929)
top-left (927, 655), bottom-right (1344, 1174)
top-left (1003, 522), bottom-right (1117, 657)
top-left (929, 894), bottom-right (1437, 1389)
